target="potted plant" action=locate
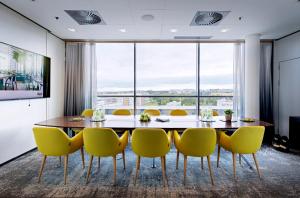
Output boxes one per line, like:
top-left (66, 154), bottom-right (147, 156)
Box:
top-left (224, 109), bottom-right (234, 122)
top-left (139, 112), bottom-right (151, 122)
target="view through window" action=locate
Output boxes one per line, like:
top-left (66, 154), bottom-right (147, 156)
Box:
top-left (96, 43), bottom-right (234, 116)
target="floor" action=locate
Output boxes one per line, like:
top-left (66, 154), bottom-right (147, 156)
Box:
top-left (0, 144), bottom-right (300, 197)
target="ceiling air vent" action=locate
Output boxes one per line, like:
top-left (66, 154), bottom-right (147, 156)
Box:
top-left (174, 36), bottom-right (212, 40)
top-left (65, 10), bottom-right (105, 25)
top-left (190, 11), bottom-right (230, 26)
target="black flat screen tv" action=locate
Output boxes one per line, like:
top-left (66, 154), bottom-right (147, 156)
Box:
top-left (0, 42), bottom-right (50, 101)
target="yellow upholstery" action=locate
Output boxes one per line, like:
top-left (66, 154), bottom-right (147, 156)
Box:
top-left (81, 109), bottom-right (94, 118)
top-left (170, 109), bottom-right (188, 116)
top-left (217, 126), bottom-right (265, 179)
top-left (174, 128), bottom-right (216, 184)
top-left (212, 110), bottom-right (219, 116)
top-left (174, 128), bottom-right (216, 157)
top-left (112, 109), bottom-right (131, 115)
top-left (32, 127), bottom-right (84, 184)
top-left (131, 128), bottom-right (171, 186)
top-left (219, 126), bottom-right (265, 154)
top-left (83, 128), bottom-right (128, 184)
top-left (143, 109), bottom-right (161, 116)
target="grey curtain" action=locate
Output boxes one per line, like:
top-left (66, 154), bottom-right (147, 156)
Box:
top-left (233, 43), bottom-right (245, 118)
top-left (64, 43), bottom-right (97, 116)
top-left (260, 43), bottom-right (273, 122)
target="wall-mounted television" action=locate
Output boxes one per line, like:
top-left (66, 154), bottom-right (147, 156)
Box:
top-left (0, 42), bottom-right (50, 101)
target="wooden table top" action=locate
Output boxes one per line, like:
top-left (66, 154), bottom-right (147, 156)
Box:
top-left (35, 115), bottom-right (272, 130)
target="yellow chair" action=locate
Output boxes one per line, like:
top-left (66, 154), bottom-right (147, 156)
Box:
top-left (170, 109), bottom-right (188, 116)
top-left (112, 109), bottom-right (131, 115)
top-left (83, 128), bottom-right (128, 184)
top-left (33, 127), bottom-right (85, 184)
top-left (212, 110), bottom-right (219, 116)
top-left (131, 128), bottom-right (171, 186)
top-left (217, 126), bottom-right (265, 179)
top-left (174, 128), bottom-right (216, 185)
top-left (81, 109), bottom-right (94, 117)
top-left (143, 109), bottom-right (161, 116)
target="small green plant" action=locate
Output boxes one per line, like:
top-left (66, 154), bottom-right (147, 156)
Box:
top-left (224, 109), bottom-right (234, 115)
top-left (139, 113), bottom-right (151, 122)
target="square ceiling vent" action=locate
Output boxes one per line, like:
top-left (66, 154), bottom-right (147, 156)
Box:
top-left (65, 10), bottom-right (105, 25)
top-left (190, 11), bottom-right (230, 26)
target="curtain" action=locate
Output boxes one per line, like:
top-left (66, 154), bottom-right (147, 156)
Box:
top-left (233, 43), bottom-right (245, 118)
top-left (260, 43), bottom-right (273, 122)
top-left (64, 43), bottom-right (97, 116)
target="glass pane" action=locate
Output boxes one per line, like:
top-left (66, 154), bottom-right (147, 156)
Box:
top-left (200, 97), bottom-right (233, 116)
top-left (96, 43), bottom-right (134, 95)
top-left (136, 43), bottom-right (197, 96)
top-left (136, 97), bottom-right (197, 115)
top-left (96, 97), bottom-right (134, 115)
top-left (200, 43), bottom-right (234, 96)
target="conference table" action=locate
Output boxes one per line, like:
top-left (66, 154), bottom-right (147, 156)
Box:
top-left (35, 115), bottom-right (272, 168)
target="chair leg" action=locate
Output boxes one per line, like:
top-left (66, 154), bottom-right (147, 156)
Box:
top-left (160, 156), bottom-right (167, 187)
top-left (122, 150), bottom-right (126, 170)
top-left (184, 155), bottom-right (187, 184)
top-left (38, 155), bottom-right (47, 183)
top-left (239, 154), bottom-right (242, 165)
top-left (232, 153), bottom-right (236, 180)
top-left (59, 156), bottom-right (61, 166)
top-left (86, 155), bottom-right (93, 184)
top-left (64, 155), bottom-right (69, 185)
top-left (113, 156), bottom-right (117, 184)
top-left (163, 156), bottom-right (166, 172)
top-left (98, 157), bottom-right (100, 169)
top-left (80, 147), bottom-right (85, 169)
top-left (201, 157), bottom-right (204, 170)
top-left (217, 145), bottom-right (221, 168)
top-left (176, 150), bottom-right (179, 170)
top-left (207, 156), bottom-right (214, 185)
top-left (134, 156), bottom-right (140, 185)
top-left (252, 153), bottom-right (261, 178)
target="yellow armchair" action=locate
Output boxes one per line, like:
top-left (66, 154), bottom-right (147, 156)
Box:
top-left (112, 109), bottom-right (131, 115)
top-left (131, 128), bottom-right (171, 186)
top-left (81, 108), bottom-right (94, 118)
top-left (174, 128), bottom-right (216, 185)
top-left (33, 127), bottom-right (85, 184)
top-left (217, 126), bottom-right (265, 179)
top-left (170, 109), bottom-right (188, 116)
top-left (83, 128), bottom-right (128, 184)
top-left (143, 109), bottom-right (161, 116)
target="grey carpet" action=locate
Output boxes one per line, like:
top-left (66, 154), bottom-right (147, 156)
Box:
top-left (0, 144), bottom-right (300, 197)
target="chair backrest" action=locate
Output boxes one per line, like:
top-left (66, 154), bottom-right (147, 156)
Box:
top-left (170, 109), bottom-right (188, 116)
top-left (83, 128), bottom-right (121, 156)
top-left (33, 127), bottom-right (70, 156)
top-left (112, 109), bottom-right (131, 116)
top-left (132, 128), bottom-right (170, 157)
top-left (212, 110), bottom-right (219, 116)
top-left (180, 128), bottom-right (216, 156)
top-left (231, 126), bottom-right (265, 153)
top-left (144, 109), bottom-right (161, 116)
top-left (81, 109), bottom-right (94, 118)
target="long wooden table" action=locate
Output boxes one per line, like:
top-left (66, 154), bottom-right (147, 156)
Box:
top-left (35, 115), bottom-right (272, 168)
top-left (35, 115), bottom-right (272, 130)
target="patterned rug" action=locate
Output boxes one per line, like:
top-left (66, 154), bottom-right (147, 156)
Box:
top-left (0, 144), bottom-right (300, 197)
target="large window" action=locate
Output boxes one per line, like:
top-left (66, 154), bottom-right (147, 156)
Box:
top-left (96, 42), bottom-right (235, 116)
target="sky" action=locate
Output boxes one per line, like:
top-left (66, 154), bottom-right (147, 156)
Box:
top-left (96, 43), bottom-right (234, 92)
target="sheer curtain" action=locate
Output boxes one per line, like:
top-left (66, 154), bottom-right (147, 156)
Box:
top-left (233, 43), bottom-right (245, 118)
top-left (64, 42), bottom-right (97, 116)
top-left (260, 42), bottom-right (273, 122)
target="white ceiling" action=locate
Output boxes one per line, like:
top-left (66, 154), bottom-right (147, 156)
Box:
top-left (1, 0), bottom-right (300, 40)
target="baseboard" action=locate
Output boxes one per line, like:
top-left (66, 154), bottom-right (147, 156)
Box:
top-left (0, 147), bottom-right (37, 167)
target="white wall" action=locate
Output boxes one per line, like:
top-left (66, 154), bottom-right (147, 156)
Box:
top-left (0, 4), bottom-right (65, 164)
top-left (274, 31), bottom-right (300, 136)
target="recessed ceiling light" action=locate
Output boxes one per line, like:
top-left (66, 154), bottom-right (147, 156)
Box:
top-left (221, 28), bottom-right (230, 33)
top-left (119, 28), bottom-right (126, 33)
top-left (170, 29), bottom-right (178, 33)
top-left (141, 14), bottom-right (154, 21)
top-left (68, 28), bottom-right (76, 32)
